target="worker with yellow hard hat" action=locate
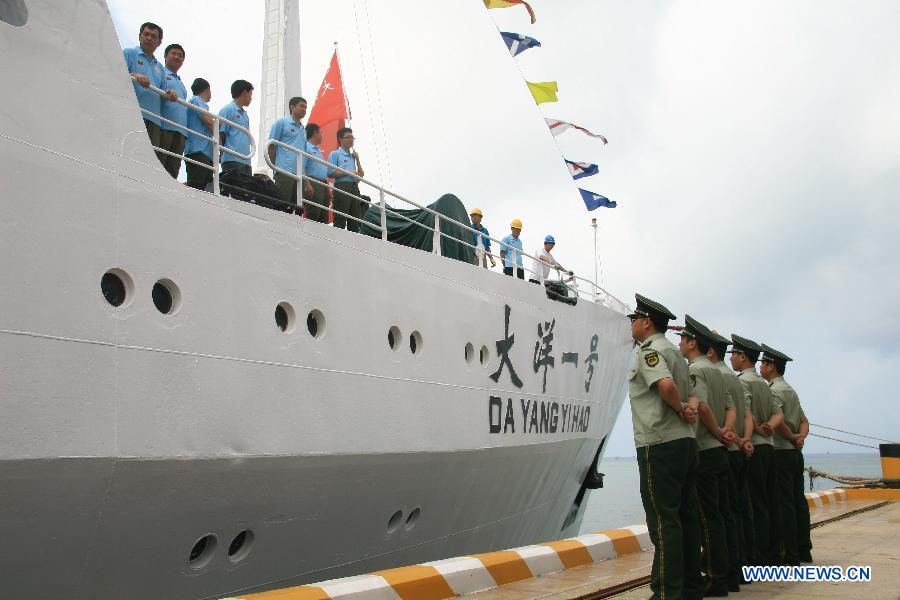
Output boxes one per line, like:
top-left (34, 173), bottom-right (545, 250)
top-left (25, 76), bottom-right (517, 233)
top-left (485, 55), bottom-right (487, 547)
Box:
top-left (500, 218), bottom-right (525, 279)
top-left (469, 207), bottom-right (496, 268)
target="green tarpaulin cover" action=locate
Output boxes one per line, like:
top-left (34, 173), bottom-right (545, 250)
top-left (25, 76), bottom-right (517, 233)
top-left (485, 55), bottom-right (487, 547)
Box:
top-left (360, 193), bottom-right (475, 264)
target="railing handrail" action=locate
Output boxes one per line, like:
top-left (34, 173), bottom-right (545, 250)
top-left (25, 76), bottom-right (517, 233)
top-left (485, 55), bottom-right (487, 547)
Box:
top-left (131, 76), bottom-right (256, 163)
top-left (264, 140), bottom-right (629, 311)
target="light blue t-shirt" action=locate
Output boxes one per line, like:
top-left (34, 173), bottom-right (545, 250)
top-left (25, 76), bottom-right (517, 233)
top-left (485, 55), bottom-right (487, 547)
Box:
top-left (500, 234), bottom-right (523, 268)
top-left (122, 47), bottom-right (167, 126)
top-left (218, 101), bottom-right (251, 166)
top-left (328, 148), bottom-right (358, 183)
top-left (159, 68), bottom-right (187, 134)
top-left (305, 144), bottom-right (330, 181)
top-left (184, 96), bottom-right (211, 158)
top-left (268, 116), bottom-right (307, 175)
top-left (472, 224), bottom-right (492, 253)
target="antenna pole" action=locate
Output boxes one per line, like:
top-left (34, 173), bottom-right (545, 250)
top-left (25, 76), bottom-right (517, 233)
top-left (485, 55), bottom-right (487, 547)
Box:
top-left (592, 218), bottom-right (599, 300)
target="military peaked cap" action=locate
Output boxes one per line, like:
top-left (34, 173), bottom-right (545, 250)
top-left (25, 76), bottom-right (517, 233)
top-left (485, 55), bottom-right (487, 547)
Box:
top-left (730, 334), bottom-right (762, 355)
top-left (678, 314), bottom-right (714, 341)
top-left (711, 330), bottom-right (731, 347)
top-left (760, 344), bottom-right (793, 363)
top-left (628, 293), bottom-right (676, 321)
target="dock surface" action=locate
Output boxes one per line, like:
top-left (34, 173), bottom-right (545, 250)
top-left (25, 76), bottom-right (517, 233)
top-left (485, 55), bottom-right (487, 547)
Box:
top-left (468, 499), bottom-right (899, 600)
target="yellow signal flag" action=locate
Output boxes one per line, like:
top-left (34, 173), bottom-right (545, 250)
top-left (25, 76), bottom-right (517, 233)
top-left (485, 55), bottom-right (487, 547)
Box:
top-left (526, 81), bottom-right (559, 105)
top-left (483, 0), bottom-right (537, 24)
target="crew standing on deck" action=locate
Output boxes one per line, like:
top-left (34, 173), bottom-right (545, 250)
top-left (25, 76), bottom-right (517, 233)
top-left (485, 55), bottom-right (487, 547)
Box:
top-left (710, 331), bottom-right (756, 582)
top-left (762, 344), bottom-right (813, 565)
top-left (218, 80), bottom-right (254, 177)
top-left (268, 97), bottom-right (313, 213)
top-left (158, 44), bottom-right (188, 178)
top-left (627, 294), bottom-right (702, 600)
top-left (184, 78), bottom-right (214, 191)
top-left (677, 316), bottom-right (738, 596)
top-left (303, 123), bottom-right (330, 223)
top-left (328, 128), bottom-right (365, 232)
top-left (731, 334), bottom-right (784, 566)
top-left (500, 219), bottom-right (525, 279)
top-left (123, 22), bottom-right (177, 166)
top-left (470, 208), bottom-right (496, 268)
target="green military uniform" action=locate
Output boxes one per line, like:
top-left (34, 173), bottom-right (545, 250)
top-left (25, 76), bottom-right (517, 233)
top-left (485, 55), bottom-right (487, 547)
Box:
top-left (763, 344), bottom-right (813, 564)
top-left (627, 295), bottom-right (702, 600)
top-left (712, 333), bottom-right (756, 578)
top-left (733, 334), bottom-right (783, 566)
top-left (679, 316), bottom-right (735, 596)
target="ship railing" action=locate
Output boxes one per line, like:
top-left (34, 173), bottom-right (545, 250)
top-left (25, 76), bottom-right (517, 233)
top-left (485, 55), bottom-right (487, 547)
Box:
top-left (131, 77), bottom-right (257, 199)
top-left (264, 140), bottom-right (629, 312)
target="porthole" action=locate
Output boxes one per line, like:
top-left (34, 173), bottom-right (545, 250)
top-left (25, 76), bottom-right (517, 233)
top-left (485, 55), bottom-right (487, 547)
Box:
top-left (464, 342), bottom-right (475, 363)
top-left (480, 345), bottom-right (490, 366)
top-left (152, 279), bottom-right (180, 315)
top-left (405, 507), bottom-right (421, 530)
top-left (410, 330), bottom-right (423, 355)
top-left (388, 326), bottom-right (401, 351)
top-left (188, 533), bottom-right (217, 570)
top-left (387, 510), bottom-right (404, 534)
top-left (307, 309), bottom-right (325, 339)
top-left (100, 269), bottom-right (132, 307)
top-left (0, 0), bottom-right (28, 27)
top-left (275, 302), bottom-right (295, 333)
top-left (227, 529), bottom-right (255, 563)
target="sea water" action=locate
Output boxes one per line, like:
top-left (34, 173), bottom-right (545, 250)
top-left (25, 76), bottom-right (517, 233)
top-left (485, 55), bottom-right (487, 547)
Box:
top-left (578, 452), bottom-right (882, 533)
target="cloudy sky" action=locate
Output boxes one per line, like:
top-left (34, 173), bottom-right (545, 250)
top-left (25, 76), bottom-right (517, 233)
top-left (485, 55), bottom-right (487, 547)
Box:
top-left (108, 1), bottom-right (900, 457)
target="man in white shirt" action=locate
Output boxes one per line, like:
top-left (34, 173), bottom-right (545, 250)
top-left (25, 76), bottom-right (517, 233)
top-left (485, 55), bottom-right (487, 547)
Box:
top-left (529, 235), bottom-right (572, 284)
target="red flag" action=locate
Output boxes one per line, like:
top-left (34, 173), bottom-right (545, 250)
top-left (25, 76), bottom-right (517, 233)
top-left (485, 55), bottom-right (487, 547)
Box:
top-left (308, 51), bottom-right (349, 161)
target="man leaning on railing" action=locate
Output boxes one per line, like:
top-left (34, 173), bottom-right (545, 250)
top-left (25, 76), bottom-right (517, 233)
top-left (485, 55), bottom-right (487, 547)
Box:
top-left (158, 43), bottom-right (188, 179)
top-left (217, 80), bottom-right (254, 177)
top-left (184, 78), bottom-right (214, 190)
top-left (123, 21), bottom-right (177, 166)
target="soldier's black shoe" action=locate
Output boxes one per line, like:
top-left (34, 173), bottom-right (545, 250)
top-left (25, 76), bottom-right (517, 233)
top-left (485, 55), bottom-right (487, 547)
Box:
top-left (800, 553), bottom-right (813, 563)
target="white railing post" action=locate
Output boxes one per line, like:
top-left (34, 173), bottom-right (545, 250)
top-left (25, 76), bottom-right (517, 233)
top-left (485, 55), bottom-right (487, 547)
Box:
top-left (295, 147), bottom-right (304, 214)
top-left (212, 118), bottom-right (221, 195)
top-left (379, 189), bottom-right (387, 241)
top-left (433, 215), bottom-right (442, 256)
top-left (475, 235), bottom-right (485, 268)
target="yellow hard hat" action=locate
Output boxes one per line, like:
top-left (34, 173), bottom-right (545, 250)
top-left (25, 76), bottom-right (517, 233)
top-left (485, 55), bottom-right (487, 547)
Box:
top-left (510, 218), bottom-right (523, 229)
top-left (470, 207), bottom-right (483, 217)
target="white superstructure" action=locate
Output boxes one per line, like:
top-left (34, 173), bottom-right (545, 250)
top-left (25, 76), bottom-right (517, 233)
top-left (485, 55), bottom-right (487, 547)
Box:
top-left (257, 0), bottom-right (302, 171)
top-left (0, 2), bottom-right (633, 599)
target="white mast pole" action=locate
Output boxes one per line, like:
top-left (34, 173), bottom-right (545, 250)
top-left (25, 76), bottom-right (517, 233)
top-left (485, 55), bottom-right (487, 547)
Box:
top-left (592, 217), bottom-right (599, 301)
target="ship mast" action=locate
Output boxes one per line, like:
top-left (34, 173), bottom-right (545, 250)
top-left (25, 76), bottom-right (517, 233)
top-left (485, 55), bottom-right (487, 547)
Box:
top-left (257, 0), bottom-right (302, 171)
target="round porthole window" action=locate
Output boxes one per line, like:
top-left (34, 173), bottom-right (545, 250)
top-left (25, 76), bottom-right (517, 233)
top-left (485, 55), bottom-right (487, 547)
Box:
top-left (227, 529), bottom-right (255, 563)
top-left (388, 326), bottom-right (401, 351)
top-left (275, 302), bottom-right (295, 333)
top-left (307, 309), bottom-right (325, 339)
top-left (152, 279), bottom-right (181, 315)
top-left (188, 534), bottom-right (217, 570)
top-left (100, 269), bottom-right (133, 307)
top-left (465, 342), bottom-right (475, 363)
top-left (410, 331), bottom-right (423, 355)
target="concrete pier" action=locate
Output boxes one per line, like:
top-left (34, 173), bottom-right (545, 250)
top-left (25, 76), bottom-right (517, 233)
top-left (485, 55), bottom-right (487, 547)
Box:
top-left (221, 489), bottom-right (899, 600)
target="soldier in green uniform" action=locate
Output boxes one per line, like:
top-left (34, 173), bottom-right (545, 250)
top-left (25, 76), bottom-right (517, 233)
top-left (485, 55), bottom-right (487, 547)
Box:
top-left (627, 294), bottom-right (702, 600)
top-left (677, 316), bottom-right (740, 596)
top-left (730, 334), bottom-right (784, 566)
top-left (761, 344), bottom-right (813, 564)
top-left (708, 332), bottom-right (756, 582)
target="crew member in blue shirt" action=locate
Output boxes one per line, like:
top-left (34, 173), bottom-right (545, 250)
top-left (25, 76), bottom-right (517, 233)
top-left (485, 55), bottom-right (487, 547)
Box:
top-left (303, 123), bottom-right (330, 223)
top-left (469, 208), bottom-right (495, 268)
top-left (328, 127), bottom-right (365, 232)
top-left (158, 43), bottom-right (188, 178)
top-left (184, 78), bottom-right (214, 191)
top-left (267, 96), bottom-right (313, 213)
top-left (122, 22), bottom-right (176, 165)
top-left (500, 219), bottom-right (525, 279)
top-left (218, 80), bottom-right (254, 177)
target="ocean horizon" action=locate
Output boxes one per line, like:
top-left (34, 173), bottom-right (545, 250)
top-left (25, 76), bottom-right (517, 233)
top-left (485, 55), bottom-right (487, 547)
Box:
top-left (579, 451), bottom-right (882, 534)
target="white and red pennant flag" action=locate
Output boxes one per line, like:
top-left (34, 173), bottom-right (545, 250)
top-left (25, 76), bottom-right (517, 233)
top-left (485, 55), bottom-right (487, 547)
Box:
top-left (308, 50), bottom-right (350, 222)
top-left (545, 118), bottom-right (608, 145)
top-left (308, 50), bottom-right (350, 160)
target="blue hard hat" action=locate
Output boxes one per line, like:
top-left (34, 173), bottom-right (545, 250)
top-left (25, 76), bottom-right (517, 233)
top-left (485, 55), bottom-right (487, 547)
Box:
top-left (544, 235), bottom-right (556, 244)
